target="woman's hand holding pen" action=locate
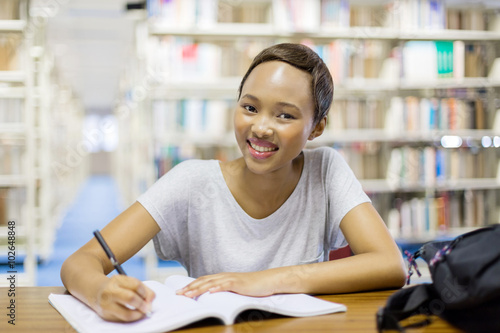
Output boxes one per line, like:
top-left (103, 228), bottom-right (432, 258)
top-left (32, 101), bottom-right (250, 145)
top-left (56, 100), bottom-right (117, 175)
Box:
top-left (94, 275), bottom-right (155, 322)
top-left (176, 271), bottom-right (278, 299)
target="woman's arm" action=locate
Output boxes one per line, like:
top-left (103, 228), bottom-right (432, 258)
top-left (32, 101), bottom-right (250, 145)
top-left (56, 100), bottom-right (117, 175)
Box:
top-left (60, 201), bottom-right (160, 322)
top-left (176, 202), bottom-right (406, 297)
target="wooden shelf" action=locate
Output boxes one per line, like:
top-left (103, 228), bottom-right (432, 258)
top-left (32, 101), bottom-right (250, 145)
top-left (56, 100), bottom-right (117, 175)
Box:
top-left (316, 130), bottom-right (500, 144)
top-left (0, 86), bottom-right (25, 98)
top-left (361, 178), bottom-right (500, 193)
top-left (0, 20), bottom-right (26, 32)
top-left (0, 71), bottom-right (25, 83)
top-left (0, 175), bottom-right (27, 187)
top-left (149, 21), bottom-right (500, 42)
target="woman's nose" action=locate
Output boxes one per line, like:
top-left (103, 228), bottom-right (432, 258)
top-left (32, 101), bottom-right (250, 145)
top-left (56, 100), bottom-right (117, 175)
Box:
top-left (252, 114), bottom-right (273, 138)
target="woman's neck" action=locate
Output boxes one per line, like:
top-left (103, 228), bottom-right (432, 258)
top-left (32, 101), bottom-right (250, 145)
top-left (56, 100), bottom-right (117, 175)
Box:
top-left (221, 153), bottom-right (304, 219)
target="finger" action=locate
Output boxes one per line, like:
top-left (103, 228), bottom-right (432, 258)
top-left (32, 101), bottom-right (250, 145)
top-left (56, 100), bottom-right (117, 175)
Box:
top-left (110, 276), bottom-right (153, 314)
top-left (116, 288), bottom-right (152, 314)
top-left (98, 288), bottom-right (146, 322)
top-left (101, 301), bottom-right (146, 322)
top-left (178, 278), bottom-right (224, 298)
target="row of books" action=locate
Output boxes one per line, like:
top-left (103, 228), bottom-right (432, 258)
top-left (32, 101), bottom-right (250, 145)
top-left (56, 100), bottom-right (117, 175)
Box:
top-left (314, 40), bottom-right (389, 83)
top-left (391, 0), bottom-right (446, 31)
top-left (447, 7), bottom-right (492, 31)
top-left (0, 34), bottom-right (22, 71)
top-left (0, 0), bottom-right (20, 20)
top-left (152, 99), bottom-right (233, 139)
top-left (0, 187), bottom-right (24, 226)
top-left (402, 41), bottom-right (488, 82)
top-left (150, 95), bottom-right (492, 140)
top-left (327, 98), bottom-right (385, 131)
top-left (145, 0), bottom-right (500, 33)
top-left (320, 0), bottom-right (350, 29)
top-left (0, 99), bottom-right (23, 123)
top-left (218, 0), bottom-right (271, 24)
top-left (147, 37), bottom-right (270, 80)
top-left (386, 146), bottom-right (497, 188)
top-left (146, 38), bottom-right (493, 85)
top-left (336, 143), bottom-right (386, 180)
top-left (154, 144), bottom-right (236, 179)
top-left (385, 189), bottom-right (495, 239)
top-left (386, 96), bottom-right (488, 133)
top-left (0, 144), bottom-right (23, 175)
top-left (147, 0), bottom-right (215, 27)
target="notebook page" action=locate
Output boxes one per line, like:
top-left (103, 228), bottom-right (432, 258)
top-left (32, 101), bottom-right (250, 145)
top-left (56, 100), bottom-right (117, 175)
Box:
top-left (48, 281), bottom-right (220, 333)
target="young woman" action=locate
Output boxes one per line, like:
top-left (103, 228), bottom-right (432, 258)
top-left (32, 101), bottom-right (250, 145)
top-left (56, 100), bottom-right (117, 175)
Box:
top-left (61, 43), bottom-right (406, 322)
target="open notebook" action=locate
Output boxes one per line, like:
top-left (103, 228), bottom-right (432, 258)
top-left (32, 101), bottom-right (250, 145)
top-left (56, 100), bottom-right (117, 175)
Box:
top-left (48, 275), bottom-right (346, 333)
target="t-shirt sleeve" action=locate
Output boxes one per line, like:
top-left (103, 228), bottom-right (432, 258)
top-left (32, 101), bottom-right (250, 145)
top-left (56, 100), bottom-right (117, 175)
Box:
top-left (323, 148), bottom-right (371, 249)
top-left (136, 161), bottom-right (192, 262)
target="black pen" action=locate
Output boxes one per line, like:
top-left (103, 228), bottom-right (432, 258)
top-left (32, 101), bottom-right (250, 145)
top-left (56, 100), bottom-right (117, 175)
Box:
top-left (93, 229), bottom-right (127, 275)
top-left (93, 229), bottom-right (153, 317)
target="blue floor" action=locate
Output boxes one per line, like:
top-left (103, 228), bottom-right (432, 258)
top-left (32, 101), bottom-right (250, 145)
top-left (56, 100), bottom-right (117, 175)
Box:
top-left (37, 175), bottom-right (147, 286)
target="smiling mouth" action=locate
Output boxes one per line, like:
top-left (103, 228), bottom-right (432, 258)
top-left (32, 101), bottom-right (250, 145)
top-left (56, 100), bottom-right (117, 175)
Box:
top-left (248, 140), bottom-right (279, 152)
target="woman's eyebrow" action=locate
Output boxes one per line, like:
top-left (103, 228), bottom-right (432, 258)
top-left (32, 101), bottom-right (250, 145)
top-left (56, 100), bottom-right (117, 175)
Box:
top-left (276, 101), bottom-right (301, 112)
top-left (240, 93), bottom-right (259, 101)
top-left (241, 94), bottom-right (300, 112)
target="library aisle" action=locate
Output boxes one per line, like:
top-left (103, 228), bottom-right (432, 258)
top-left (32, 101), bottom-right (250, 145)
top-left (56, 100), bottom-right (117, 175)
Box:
top-left (36, 175), bottom-right (146, 286)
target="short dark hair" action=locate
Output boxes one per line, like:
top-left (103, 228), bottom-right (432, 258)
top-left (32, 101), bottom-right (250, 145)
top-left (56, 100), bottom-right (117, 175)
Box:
top-left (238, 43), bottom-right (334, 125)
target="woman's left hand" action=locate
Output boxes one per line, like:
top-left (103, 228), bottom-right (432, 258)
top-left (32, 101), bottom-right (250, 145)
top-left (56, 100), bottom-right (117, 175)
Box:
top-left (175, 271), bottom-right (276, 299)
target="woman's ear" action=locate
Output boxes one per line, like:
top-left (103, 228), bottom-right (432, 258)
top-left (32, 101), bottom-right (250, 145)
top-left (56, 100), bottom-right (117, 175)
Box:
top-left (308, 117), bottom-right (327, 140)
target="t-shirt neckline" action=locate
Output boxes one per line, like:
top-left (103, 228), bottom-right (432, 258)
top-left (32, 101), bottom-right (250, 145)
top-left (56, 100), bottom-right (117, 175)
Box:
top-left (214, 151), bottom-right (309, 223)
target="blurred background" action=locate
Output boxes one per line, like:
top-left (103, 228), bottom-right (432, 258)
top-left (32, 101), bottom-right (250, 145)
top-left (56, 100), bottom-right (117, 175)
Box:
top-left (1, 0), bottom-right (500, 286)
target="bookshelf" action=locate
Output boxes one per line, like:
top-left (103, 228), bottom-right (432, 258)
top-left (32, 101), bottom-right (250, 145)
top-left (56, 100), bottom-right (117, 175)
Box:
top-left (0, 0), bottom-right (86, 286)
top-left (118, 0), bottom-right (500, 280)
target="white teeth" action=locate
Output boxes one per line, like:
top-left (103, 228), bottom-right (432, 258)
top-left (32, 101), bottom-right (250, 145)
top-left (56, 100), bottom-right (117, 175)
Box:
top-left (249, 142), bottom-right (277, 152)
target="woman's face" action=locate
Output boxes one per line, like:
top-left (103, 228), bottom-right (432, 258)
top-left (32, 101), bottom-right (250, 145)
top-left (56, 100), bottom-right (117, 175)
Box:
top-left (234, 60), bottom-right (320, 175)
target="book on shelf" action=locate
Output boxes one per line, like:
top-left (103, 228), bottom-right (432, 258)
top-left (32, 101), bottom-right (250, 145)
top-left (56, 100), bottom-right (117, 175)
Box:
top-left (0, 144), bottom-right (23, 175)
top-left (385, 189), bottom-right (496, 239)
top-left (385, 95), bottom-right (488, 135)
top-left (152, 99), bottom-right (231, 139)
top-left (0, 0), bottom-right (20, 20)
top-left (0, 187), bottom-right (25, 226)
top-left (147, 0), bottom-right (199, 28)
top-left (146, 0), bottom-right (272, 28)
top-left (314, 40), bottom-right (389, 85)
top-left (0, 188), bottom-right (6, 225)
top-left (320, 0), bottom-right (350, 29)
top-left (218, 0), bottom-right (271, 24)
top-left (147, 37), bottom-right (270, 80)
top-left (0, 34), bottom-right (22, 71)
top-left (49, 275), bottom-right (346, 333)
top-left (401, 40), bottom-right (492, 83)
top-left (447, 7), bottom-right (487, 31)
top-left (335, 144), bottom-right (386, 180)
top-left (386, 145), bottom-right (496, 188)
top-left (327, 98), bottom-right (385, 132)
top-left (274, 0), bottom-right (321, 32)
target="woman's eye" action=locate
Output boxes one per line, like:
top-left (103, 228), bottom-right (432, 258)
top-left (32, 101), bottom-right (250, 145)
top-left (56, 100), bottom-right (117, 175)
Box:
top-left (244, 105), bottom-right (256, 113)
top-left (279, 113), bottom-right (294, 120)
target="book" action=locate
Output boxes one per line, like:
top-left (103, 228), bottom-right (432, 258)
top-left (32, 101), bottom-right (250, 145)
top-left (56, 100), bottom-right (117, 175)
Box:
top-left (48, 275), bottom-right (346, 333)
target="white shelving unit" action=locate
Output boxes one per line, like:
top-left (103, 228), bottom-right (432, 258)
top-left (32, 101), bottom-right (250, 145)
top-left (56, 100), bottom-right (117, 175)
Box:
top-left (0, 0), bottom-right (87, 286)
top-left (0, 0), bottom-right (36, 286)
top-left (118, 0), bottom-right (500, 280)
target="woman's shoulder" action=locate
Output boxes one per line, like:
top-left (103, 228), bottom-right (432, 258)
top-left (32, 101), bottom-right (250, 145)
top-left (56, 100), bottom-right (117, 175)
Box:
top-left (304, 146), bottom-right (342, 162)
top-left (159, 159), bottom-right (219, 180)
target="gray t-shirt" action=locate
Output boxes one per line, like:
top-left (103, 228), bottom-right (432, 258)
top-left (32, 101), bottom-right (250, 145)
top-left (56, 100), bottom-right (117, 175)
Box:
top-left (137, 147), bottom-right (370, 278)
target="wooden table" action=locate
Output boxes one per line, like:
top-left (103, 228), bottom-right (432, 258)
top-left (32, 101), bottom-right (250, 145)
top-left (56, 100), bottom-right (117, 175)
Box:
top-left (0, 287), bottom-right (462, 332)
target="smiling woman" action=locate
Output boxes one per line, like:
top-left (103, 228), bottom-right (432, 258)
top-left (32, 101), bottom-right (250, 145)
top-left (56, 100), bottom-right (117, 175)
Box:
top-left (60, 43), bottom-right (406, 323)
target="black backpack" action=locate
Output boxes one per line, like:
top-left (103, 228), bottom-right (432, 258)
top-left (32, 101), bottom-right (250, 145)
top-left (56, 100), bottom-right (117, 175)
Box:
top-left (377, 224), bottom-right (500, 333)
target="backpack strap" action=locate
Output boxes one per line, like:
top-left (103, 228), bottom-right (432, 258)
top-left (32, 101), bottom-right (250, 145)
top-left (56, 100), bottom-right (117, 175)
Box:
top-left (377, 284), bottom-right (434, 332)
